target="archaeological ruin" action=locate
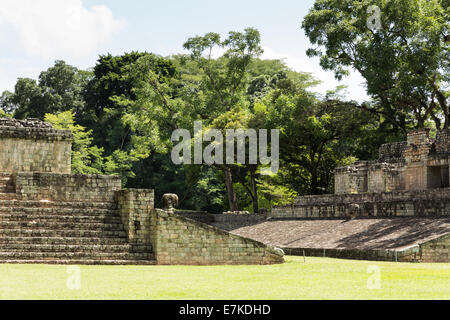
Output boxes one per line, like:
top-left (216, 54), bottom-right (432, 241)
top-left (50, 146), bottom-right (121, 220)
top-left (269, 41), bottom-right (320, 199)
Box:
top-left (1, 117), bottom-right (448, 264)
top-left (0, 118), bottom-right (284, 265)
top-left (237, 129), bottom-right (449, 263)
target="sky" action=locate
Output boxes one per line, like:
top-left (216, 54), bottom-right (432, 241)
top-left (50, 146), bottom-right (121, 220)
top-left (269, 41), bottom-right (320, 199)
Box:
top-left (0, 0), bottom-right (370, 101)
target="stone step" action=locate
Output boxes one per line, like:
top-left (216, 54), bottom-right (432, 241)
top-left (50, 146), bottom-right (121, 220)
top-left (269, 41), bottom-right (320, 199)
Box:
top-left (0, 200), bottom-right (117, 210)
top-left (0, 236), bottom-right (128, 245)
top-left (0, 221), bottom-right (125, 231)
top-left (0, 229), bottom-right (127, 238)
top-left (0, 214), bottom-right (122, 224)
top-left (0, 176), bottom-right (12, 182)
top-left (0, 259), bottom-right (157, 265)
top-left (0, 251), bottom-right (153, 260)
top-left (0, 173), bottom-right (12, 177)
top-left (0, 193), bottom-right (17, 200)
top-left (0, 206), bottom-right (118, 216)
top-left (0, 243), bottom-right (151, 253)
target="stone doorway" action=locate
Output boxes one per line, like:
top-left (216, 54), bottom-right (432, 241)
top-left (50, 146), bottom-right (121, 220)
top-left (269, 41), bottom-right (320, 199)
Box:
top-left (427, 165), bottom-right (450, 189)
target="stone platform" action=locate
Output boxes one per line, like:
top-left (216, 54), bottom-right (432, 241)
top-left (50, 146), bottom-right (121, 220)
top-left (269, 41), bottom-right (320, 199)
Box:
top-left (0, 118), bottom-right (284, 265)
top-left (232, 217), bottom-right (450, 262)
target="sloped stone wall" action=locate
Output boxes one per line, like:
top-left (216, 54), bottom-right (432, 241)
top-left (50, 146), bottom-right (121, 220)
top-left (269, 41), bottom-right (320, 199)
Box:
top-left (116, 189), bottom-right (154, 245)
top-left (149, 209), bottom-right (284, 265)
top-left (283, 247), bottom-right (421, 262)
top-left (378, 141), bottom-right (407, 163)
top-left (419, 233), bottom-right (449, 262)
top-left (211, 214), bottom-right (267, 231)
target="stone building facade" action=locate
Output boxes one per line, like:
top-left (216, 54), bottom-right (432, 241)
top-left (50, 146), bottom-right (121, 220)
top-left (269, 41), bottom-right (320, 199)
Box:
top-left (270, 129), bottom-right (450, 262)
top-left (273, 129), bottom-right (450, 219)
top-left (0, 118), bottom-right (284, 265)
top-left (335, 129), bottom-right (450, 194)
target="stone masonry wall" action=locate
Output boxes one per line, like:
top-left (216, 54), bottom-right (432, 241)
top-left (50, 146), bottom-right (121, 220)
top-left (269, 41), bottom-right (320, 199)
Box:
top-left (174, 211), bottom-right (268, 231)
top-left (378, 141), bottom-right (407, 163)
top-left (149, 209), bottom-right (284, 265)
top-left (272, 189), bottom-right (450, 219)
top-left (14, 172), bottom-right (121, 202)
top-left (0, 118), bottom-right (72, 173)
top-left (283, 246), bottom-right (421, 262)
top-left (116, 189), bottom-right (154, 245)
top-left (282, 233), bottom-right (449, 263)
top-left (367, 163), bottom-right (404, 193)
top-left (435, 130), bottom-right (450, 154)
top-left (419, 233), bottom-right (449, 263)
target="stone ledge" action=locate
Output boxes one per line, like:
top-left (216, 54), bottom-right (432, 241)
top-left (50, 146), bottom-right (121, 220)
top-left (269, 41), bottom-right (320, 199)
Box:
top-left (0, 127), bottom-right (72, 141)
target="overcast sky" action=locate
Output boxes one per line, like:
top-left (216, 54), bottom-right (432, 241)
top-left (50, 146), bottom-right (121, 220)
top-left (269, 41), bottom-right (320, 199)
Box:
top-left (0, 0), bottom-right (370, 102)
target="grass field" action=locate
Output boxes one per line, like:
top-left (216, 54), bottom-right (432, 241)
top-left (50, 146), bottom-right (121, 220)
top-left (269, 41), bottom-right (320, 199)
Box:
top-left (0, 256), bottom-right (448, 300)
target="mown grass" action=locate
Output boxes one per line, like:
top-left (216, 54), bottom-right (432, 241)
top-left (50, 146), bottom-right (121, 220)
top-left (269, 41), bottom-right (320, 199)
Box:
top-left (0, 256), bottom-right (448, 299)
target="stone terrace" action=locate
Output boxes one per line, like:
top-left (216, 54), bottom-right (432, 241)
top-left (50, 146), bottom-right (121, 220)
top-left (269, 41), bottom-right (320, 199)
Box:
top-left (232, 218), bottom-right (450, 262)
top-left (0, 118), bottom-right (284, 265)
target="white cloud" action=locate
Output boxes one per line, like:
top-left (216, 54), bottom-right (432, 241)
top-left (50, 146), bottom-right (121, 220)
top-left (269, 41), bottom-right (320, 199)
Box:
top-left (261, 46), bottom-right (370, 102)
top-left (0, 0), bottom-right (125, 59)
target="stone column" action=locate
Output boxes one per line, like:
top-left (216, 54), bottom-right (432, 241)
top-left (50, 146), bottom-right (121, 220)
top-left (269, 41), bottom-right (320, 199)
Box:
top-left (116, 189), bottom-right (154, 244)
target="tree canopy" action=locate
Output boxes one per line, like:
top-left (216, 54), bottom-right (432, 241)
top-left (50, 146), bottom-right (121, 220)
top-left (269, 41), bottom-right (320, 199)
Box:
top-left (1, 22), bottom-right (425, 212)
top-left (302, 0), bottom-right (449, 132)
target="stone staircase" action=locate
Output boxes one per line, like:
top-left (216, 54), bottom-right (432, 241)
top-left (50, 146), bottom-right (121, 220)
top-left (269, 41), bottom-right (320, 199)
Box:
top-left (0, 174), bottom-right (156, 265)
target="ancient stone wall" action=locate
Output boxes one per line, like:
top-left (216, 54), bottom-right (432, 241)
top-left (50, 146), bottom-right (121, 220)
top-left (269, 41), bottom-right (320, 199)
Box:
top-left (283, 247), bottom-right (421, 262)
top-left (0, 118), bottom-right (72, 173)
top-left (367, 163), bottom-right (404, 193)
top-left (175, 210), bottom-right (268, 231)
top-left (14, 172), bottom-right (121, 202)
top-left (419, 233), bottom-right (449, 263)
top-left (175, 210), bottom-right (216, 224)
top-left (435, 130), bottom-right (450, 154)
top-left (211, 214), bottom-right (267, 231)
top-left (116, 189), bottom-right (154, 245)
top-left (272, 189), bottom-right (450, 219)
top-left (282, 233), bottom-right (449, 263)
top-left (149, 209), bottom-right (284, 265)
top-left (334, 163), bottom-right (368, 194)
top-left (378, 141), bottom-right (407, 163)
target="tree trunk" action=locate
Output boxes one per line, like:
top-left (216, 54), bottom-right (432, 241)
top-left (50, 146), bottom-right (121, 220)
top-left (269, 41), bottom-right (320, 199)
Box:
top-left (250, 167), bottom-right (259, 214)
top-left (224, 167), bottom-right (239, 211)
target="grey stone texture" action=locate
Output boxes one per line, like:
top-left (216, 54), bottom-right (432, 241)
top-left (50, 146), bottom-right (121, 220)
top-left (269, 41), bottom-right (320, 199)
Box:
top-left (149, 209), bottom-right (284, 265)
top-left (269, 129), bottom-right (450, 262)
top-left (0, 118), bottom-right (282, 265)
top-left (116, 189), bottom-right (154, 246)
top-left (233, 218), bottom-right (449, 263)
top-left (0, 118), bottom-right (72, 173)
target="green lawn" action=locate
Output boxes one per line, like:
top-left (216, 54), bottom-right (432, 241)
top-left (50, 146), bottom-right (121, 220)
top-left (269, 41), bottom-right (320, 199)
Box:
top-left (0, 256), bottom-right (448, 300)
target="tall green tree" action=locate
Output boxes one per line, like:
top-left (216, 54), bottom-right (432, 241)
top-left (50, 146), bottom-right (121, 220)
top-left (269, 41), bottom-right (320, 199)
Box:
top-left (302, 0), bottom-right (449, 132)
top-left (8, 61), bottom-right (90, 119)
top-left (259, 78), bottom-right (377, 195)
top-left (44, 111), bottom-right (105, 175)
top-left (182, 28), bottom-right (264, 211)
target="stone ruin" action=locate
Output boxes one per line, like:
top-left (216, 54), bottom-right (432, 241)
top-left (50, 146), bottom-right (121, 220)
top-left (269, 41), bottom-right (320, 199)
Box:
top-left (335, 129), bottom-right (450, 195)
top-left (0, 118), bottom-right (284, 265)
top-left (259, 129), bottom-right (449, 263)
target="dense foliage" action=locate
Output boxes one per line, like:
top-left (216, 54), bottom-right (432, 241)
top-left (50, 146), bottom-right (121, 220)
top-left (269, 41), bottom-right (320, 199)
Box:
top-left (2, 1), bottom-right (446, 212)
